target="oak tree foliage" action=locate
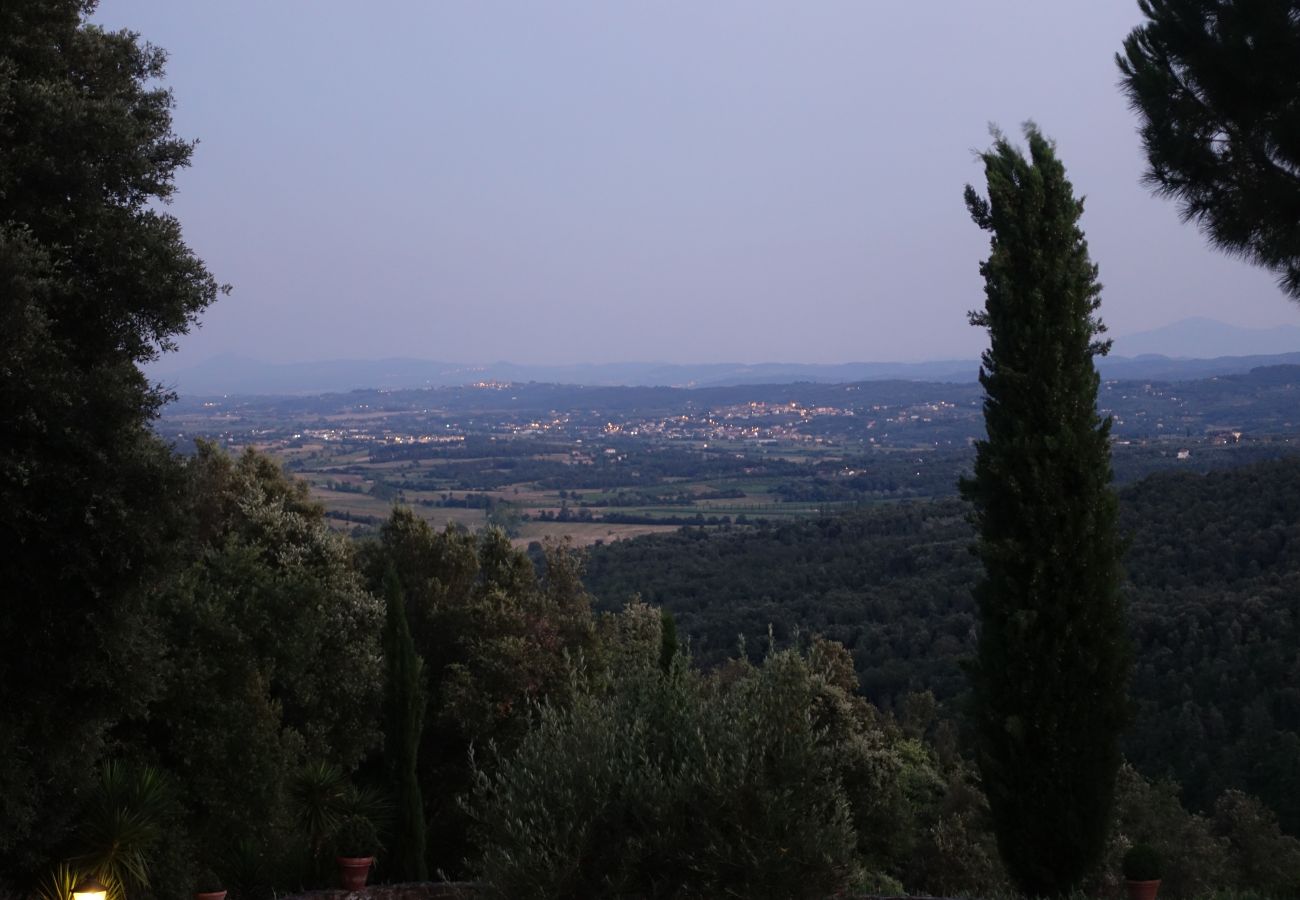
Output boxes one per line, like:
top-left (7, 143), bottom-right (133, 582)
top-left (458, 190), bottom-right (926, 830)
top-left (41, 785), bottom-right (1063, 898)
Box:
top-left (0, 0), bottom-right (222, 869)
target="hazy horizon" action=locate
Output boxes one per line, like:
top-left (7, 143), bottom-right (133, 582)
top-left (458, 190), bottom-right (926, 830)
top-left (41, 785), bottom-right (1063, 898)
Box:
top-left (150, 317), bottom-right (1300, 375)
top-left (99, 2), bottom-right (1300, 368)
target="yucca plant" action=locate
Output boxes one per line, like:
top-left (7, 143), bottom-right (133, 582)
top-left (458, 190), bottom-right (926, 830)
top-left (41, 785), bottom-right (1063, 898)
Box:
top-left (289, 761), bottom-right (349, 867)
top-left (289, 761), bottom-right (393, 883)
top-left (35, 863), bottom-right (82, 900)
top-left (339, 784), bottom-right (394, 837)
top-left (223, 837), bottom-right (268, 900)
top-left (35, 864), bottom-right (125, 900)
top-left (73, 762), bottom-right (173, 895)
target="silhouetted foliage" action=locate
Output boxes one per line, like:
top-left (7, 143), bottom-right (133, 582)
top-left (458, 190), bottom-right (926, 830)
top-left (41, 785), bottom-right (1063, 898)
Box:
top-left (0, 0), bottom-right (222, 876)
top-left (1119, 0), bottom-right (1300, 300)
top-left (466, 620), bottom-right (978, 899)
top-left (659, 609), bottom-right (680, 673)
top-left (359, 510), bottom-right (597, 876)
top-left (382, 569), bottom-right (428, 881)
top-left (141, 445), bottom-right (383, 883)
top-left (961, 125), bottom-right (1130, 895)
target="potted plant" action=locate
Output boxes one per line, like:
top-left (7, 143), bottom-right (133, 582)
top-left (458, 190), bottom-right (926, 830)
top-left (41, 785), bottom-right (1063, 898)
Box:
top-left (193, 867), bottom-right (227, 900)
top-left (333, 815), bottom-right (381, 890)
top-left (1123, 842), bottom-right (1162, 900)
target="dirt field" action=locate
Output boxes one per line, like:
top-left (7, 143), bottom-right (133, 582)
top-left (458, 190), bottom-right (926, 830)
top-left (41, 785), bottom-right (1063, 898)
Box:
top-left (308, 487), bottom-right (487, 529)
top-left (512, 521), bottom-right (679, 548)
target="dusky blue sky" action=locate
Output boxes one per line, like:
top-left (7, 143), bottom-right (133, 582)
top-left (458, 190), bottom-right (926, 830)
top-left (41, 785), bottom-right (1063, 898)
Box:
top-left (95, 1), bottom-right (1300, 367)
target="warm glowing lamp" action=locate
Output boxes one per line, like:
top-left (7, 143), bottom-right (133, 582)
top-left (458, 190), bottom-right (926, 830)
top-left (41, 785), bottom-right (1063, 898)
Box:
top-left (72, 877), bottom-right (108, 900)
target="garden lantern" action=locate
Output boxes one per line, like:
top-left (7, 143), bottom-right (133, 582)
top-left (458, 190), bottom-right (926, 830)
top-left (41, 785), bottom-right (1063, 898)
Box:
top-left (73, 877), bottom-right (108, 900)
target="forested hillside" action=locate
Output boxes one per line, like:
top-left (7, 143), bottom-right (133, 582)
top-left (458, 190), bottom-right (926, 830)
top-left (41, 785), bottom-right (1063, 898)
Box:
top-left (585, 455), bottom-right (1300, 834)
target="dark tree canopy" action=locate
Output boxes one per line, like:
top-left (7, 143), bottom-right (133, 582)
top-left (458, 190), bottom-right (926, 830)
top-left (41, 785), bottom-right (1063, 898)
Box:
top-left (0, 0), bottom-right (221, 867)
top-left (962, 126), bottom-right (1131, 896)
top-left (382, 568), bottom-right (429, 882)
top-left (1118, 0), bottom-right (1300, 300)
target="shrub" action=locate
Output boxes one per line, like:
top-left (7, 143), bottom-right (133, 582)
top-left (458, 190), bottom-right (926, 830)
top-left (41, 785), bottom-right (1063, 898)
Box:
top-left (1214, 790), bottom-right (1300, 897)
top-left (466, 638), bottom-right (864, 899)
top-left (1102, 764), bottom-right (1226, 899)
top-left (1124, 844), bottom-right (1163, 882)
top-left (904, 777), bottom-right (1008, 898)
top-left (333, 817), bottom-right (381, 859)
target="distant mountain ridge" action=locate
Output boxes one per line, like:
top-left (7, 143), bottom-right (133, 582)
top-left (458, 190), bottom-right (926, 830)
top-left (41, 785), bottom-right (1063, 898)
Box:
top-left (1111, 316), bottom-right (1300, 358)
top-left (151, 318), bottom-right (1300, 396)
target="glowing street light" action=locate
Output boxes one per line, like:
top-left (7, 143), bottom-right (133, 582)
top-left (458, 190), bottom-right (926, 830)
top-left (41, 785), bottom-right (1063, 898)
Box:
top-left (72, 877), bottom-right (108, 900)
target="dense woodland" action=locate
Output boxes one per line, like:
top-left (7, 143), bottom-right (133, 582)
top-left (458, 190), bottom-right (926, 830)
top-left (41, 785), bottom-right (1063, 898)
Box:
top-left (585, 456), bottom-right (1300, 838)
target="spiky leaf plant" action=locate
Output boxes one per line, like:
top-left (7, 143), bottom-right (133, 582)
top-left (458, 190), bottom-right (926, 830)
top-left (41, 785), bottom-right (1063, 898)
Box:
top-left (74, 762), bottom-right (172, 893)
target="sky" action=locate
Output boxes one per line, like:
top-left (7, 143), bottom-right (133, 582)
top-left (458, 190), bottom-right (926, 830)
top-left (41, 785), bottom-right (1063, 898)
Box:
top-left (95, 1), bottom-right (1300, 367)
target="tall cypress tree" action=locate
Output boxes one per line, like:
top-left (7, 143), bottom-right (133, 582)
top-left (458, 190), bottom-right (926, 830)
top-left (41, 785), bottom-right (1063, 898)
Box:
top-left (659, 609), bottom-right (679, 673)
top-left (961, 125), bottom-right (1130, 897)
top-left (383, 568), bottom-right (429, 881)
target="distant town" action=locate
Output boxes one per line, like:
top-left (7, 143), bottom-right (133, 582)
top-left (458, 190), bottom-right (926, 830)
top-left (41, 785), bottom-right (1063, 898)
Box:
top-left (155, 365), bottom-right (1300, 545)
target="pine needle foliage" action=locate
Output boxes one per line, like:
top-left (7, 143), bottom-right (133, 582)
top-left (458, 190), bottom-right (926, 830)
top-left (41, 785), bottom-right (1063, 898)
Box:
top-left (961, 125), bottom-right (1131, 897)
top-left (1117, 0), bottom-right (1300, 301)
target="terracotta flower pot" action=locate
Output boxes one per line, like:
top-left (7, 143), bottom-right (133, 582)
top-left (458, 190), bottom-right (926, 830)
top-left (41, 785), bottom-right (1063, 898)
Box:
top-left (336, 856), bottom-right (373, 890)
top-left (1126, 878), bottom-right (1161, 900)
top-left (195, 892), bottom-right (227, 900)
